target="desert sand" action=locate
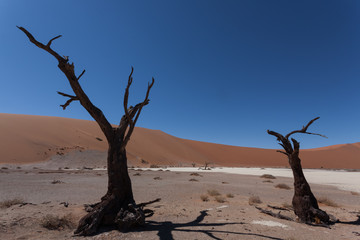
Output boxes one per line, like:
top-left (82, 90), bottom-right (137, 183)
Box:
top-left (0, 113), bottom-right (359, 239)
top-left (1, 113), bottom-right (360, 169)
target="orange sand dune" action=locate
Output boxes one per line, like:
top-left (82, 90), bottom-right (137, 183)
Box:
top-left (0, 113), bottom-right (359, 169)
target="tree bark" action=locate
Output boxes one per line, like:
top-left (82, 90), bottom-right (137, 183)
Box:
top-left (74, 144), bottom-right (145, 235)
top-left (18, 26), bottom-right (155, 236)
top-left (267, 117), bottom-right (330, 224)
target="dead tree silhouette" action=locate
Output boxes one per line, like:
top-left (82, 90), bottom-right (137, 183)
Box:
top-left (18, 26), bottom-right (157, 236)
top-left (267, 117), bottom-right (330, 224)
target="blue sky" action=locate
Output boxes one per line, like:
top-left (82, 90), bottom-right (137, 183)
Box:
top-left (1, 0), bottom-right (360, 149)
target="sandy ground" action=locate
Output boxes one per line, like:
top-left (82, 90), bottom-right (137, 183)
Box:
top-left (0, 168), bottom-right (359, 240)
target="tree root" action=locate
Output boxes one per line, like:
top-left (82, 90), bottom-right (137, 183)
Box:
top-left (115, 203), bottom-right (145, 231)
top-left (255, 206), bottom-right (332, 228)
top-left (75, 198), bottom-right (161, 236)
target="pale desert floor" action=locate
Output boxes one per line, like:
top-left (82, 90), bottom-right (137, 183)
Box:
top-left (0, 167), bottom-right (359, 240)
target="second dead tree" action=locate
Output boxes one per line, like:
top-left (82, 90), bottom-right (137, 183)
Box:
top-left (267, 117), bottom-right (330, 224)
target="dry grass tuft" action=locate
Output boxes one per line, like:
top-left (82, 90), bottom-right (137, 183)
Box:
top-left (189, 178), bottom-right (198, 182)
top-left (275, 183), bottom-right (291, 190)
top-left (190, 172), bottom-right (202, 177)
top-left (0, 198), bottom-right (25, 208)
top-left (350, 191), bottom-right (359, 196)
top-left (262, 180), bottom-right (273, 183)
top-left (215, 195), bottom-right (226, 203)
top-left (133, 173), bottom-right (141, 176)
top-left (41, 214), bottom-right (75, 230)
top-left (150, 164), bottom-right (160, 168)
top-left (51, 179), bottom-right (64, 184)
top-left (153, 176), bottom-right (162, 180)
top-left (200, 194), bottom-right (209, 202)
top-left (260, 174), bottom-right (276, 179)
top-left (317, 197), bottom-right (339, 207)
top-left (248, 195), bottom-right (262, 205)
top-left (226, 193), bottom-right (234, 198)
top-left (207, 189), bottom-right (220, 196)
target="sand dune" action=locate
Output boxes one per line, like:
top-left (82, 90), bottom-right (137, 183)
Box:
top-left (0, 113), bottom-right (359, 169)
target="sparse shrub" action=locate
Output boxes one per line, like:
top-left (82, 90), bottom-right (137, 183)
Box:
top-left (262, 180), bottom-right (273, 183)
top-left (157, 169), bottom-right (163, 171)
top-left (215, 196), bottom-right (226, 203)
top-left (1, 167), bottom-right (8, 170)
top-left (351, 191), bottom-right (359, 196)
top-left (222, 182), bottom-right (229, 184)
top-left (64, 167), bottom-right (69, 169)
top-left (275, 183), bottom-right (291, 190)
top-left (51, 180), bottom-right (64, 184)
top-left (226, 193), bottom-right (234, 198)
top-left (41, 214), bottom-right (75, 230)
top-left (207, 189), bottom-right (220, 196)
top-left (141, 159), bottom-right (149, 164)
top-left (248, 195), bottom-right (262, 205)
top-left (191, 163), bottom-right (196, 167)
top-left (190, 172), bottom-right (202, 177)
top-left (133, 173), bottom-right (141, 176)
top-left (153, 176), bottom-right (162, 180)
top-left (150, 164), bottom-right (159, 168)
top-left (0, 198), bottom-right (25, 208)
top-left (317, 197), bottom-right (339, 207)
top-left (189, 178), bottom-right (198, 182)
top-left (16, 166), bottom-right (21, 169)
top-left (200, 195), bottom-right (209, 202)
top-left (260, 174), bottom-right (276, 179)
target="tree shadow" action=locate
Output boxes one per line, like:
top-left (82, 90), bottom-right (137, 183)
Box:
top-left (137, 210), bottom-right (285, 240)
top-left (337, 215), bottom-right (360, 225)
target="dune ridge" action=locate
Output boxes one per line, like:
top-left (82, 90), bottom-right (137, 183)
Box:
top-left (0, 113), bottom-right (359, 169)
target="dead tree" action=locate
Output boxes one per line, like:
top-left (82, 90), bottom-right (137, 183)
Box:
top-left (18, 26), bottom-right (155, 235)
top-left (267, 117), bottom-right (330, 224)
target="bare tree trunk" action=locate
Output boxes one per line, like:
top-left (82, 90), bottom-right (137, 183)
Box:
top-left (268, 117), bottom-right (329, 224)
top-left (288, 148), bottom-right (329, 223)
top-left (18, 26), bottom-right (155, 236)
top-left (75, 144), bottom-right (144, 235)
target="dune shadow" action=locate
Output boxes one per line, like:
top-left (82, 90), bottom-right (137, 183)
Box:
top-left (137, 210), bottom-right (285, 240)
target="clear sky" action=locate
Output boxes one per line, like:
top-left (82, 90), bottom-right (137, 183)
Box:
top-left (1, 0), bottom-right (360, 149)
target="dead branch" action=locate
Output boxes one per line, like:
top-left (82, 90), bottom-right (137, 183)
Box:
top-left (255, 206), bottom-right (294, 221)
top-left (120, 75), bottom-right (154, 149)
top-left (137, 198), bottom-right (161, 208)
top-left (267, 204), bottom-right (291, 211)
top-left (77, 70), bottom-right (86, 81)
top-left (18, 26), bottom-right (113, 140)
top-left (57, 91), bottom-right (79, 110)
top-left (47, 35), bottom-right (62, 47)
top-left (285, 117), bottom-right (327, 139)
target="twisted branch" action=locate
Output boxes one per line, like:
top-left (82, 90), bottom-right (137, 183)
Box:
top-left (267, 117), bottom-right (326, 155)
top-left (18, 26), bottom-right (113, 140)
top-left (57, 91), bottom-right (79, 110)
top-left (285, 117), bottom-right (327, 139)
